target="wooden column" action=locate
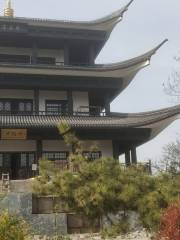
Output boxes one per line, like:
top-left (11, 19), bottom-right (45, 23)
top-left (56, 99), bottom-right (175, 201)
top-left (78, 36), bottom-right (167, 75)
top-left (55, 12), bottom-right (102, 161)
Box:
top-left (68, 90), bottom-right (73, 115)
top-left (89, 45), bottom-right (95, 65)
top-left (34, 88), bottom-right (39, 114)
top-left (35, 140), bottom-right (42, 176)
top-left (112, 141), bottom-right (120, 161)
top-left (131, 146), bottom-right (137, 164)
top-left (32, 42), bottom-right (38, 64)
top-left (36, 140), bottom-right (42, 163)
top-left (125, 150), bottom-right (131, 166)
top-left (105, 94), bottom-right (111, 115)
top-left (64, 44), bottom-right (69, 65)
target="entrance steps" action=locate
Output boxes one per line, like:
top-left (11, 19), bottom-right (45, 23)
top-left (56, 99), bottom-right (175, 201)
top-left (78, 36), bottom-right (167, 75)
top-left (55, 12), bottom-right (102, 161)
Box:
top-left (1, 173), bottom-right (10, 192)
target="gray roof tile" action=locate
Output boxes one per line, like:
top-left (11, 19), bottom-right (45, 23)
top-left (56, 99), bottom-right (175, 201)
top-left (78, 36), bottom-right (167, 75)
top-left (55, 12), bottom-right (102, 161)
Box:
top-left (0, 105), bottom-right (179, 129)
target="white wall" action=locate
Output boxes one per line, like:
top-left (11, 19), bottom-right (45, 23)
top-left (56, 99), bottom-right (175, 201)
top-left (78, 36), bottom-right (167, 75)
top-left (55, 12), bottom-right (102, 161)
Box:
top-left (0, 140), bottom-right (113, 157)
top-left (0, 89), bottom-right (34, 99)
top-left (39, 90), bottom-right (67, 112)
top-left (42, 140), bottom-right (70, 152)
top-left (72, 91), bottom-right (89, 112)
top-left (0, 140), bottom-right (36, 152)
top-left (82, 140), bottom-right (113, 158)
top-left (42, 140), bottom-right (113, 158)
top-left (0, 47), bottom-right (64, 64)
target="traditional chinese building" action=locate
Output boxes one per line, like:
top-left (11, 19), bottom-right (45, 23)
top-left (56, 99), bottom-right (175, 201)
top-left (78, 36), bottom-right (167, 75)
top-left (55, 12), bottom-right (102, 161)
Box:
top-left (1, 0), bottom-right (180, 235)
top-left (0, 0), bottom-right (179, 182)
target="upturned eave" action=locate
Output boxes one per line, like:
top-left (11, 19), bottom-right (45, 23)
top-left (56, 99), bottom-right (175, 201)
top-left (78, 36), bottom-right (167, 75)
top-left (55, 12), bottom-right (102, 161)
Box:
top-left (0, 0), bottom-right (134, 32)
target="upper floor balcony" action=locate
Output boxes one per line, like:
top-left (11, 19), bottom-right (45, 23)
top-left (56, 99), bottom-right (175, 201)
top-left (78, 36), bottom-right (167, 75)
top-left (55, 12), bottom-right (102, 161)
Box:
top-left (0, 55), bottom-right (98, 68)
top-left (0, 106), bottom-right (108, 117)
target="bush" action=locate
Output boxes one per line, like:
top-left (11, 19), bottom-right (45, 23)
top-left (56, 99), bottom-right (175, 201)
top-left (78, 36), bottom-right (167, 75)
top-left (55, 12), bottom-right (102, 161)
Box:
top-left (101, 218), bottom-right (130, 239)
top-left (0, 212), bottom-right (30, 240)
top-left (46, 236), bottom-right (71, 240)
top-left (156, 201), bottom-right (180, 240)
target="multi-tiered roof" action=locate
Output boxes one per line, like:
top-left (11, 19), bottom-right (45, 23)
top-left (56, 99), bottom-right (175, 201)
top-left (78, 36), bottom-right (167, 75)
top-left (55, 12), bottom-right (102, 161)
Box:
top-left (0, 0), bottom-right (179, 150)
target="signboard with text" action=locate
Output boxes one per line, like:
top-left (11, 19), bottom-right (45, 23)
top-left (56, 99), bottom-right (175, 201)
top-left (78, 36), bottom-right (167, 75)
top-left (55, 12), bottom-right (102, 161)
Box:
top-left (1, 129), bottom-right (27, 140)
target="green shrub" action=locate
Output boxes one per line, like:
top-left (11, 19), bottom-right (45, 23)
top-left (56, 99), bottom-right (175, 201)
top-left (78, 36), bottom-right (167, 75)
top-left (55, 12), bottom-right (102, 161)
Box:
top-left (101, 219), bottom-right (130, 239)
top-left (0, 211), bottom-right (30, 240)
top-left (46, 236), bottom-right (71, 240)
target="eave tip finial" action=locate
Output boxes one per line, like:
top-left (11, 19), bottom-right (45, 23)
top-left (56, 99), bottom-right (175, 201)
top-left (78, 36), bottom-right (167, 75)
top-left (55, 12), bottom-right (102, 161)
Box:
top-left (126, 0), bottom-right (135, 8)
top-left (156, 39), bottom-right (168, 51)
top-left (4, 0), bottom-right (14, 17)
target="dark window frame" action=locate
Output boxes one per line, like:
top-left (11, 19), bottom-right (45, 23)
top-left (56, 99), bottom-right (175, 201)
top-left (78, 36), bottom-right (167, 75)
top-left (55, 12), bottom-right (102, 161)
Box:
top-left (0, 152), bottom-right (36, 168)
top-left (0, 54), bottom-right (31, 64)
top-left (37, 57), bottom-right (56, 65)
top-left (45, 100), bottom-right (68, 115)
top-left (83, 151), bottom-right (102, 161)
top-left (0, 98), bottom-right (33, 114)
top-left (43, 151), bottom-right (69, 161)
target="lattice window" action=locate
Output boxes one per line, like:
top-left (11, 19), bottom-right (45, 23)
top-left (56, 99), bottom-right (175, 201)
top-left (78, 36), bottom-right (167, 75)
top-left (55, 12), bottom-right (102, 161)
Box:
top-left (29, 154), bottom-right (35, 166)
top-left (83, 151), bottom-right (102, 161)
top-left (43, 152), bottom-right (69, 161)
top-left (0, 101), bottom-right (11, 112)
top-left (18, 101), bottom-right (33, 112)
top-left (20, 153), bottom-right (27, 167)
top-left (45, 100), bottom-right (68, 115)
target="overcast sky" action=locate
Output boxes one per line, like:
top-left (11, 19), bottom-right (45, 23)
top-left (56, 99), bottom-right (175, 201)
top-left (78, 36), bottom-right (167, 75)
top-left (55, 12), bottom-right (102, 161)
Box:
top-left (0, 0), bottom-right (180, 163)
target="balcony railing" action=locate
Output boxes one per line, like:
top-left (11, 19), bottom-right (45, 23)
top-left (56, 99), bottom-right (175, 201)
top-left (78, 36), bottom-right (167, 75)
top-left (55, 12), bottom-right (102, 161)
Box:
top-left (0, 110), bottom-right (108, 117)
top-left (0, 58), bottom-right (102, 68)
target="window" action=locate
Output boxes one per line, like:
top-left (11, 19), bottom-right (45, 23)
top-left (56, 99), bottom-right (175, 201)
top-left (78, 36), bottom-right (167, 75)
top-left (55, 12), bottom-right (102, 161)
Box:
top-left (83, 151), bottom-right (102, 161)
top-left (43, 152), bottom-right (69, 161)
top-left (29, 154), bottom-right (35, 166)
top-left (0, 101), bottom-right (11, 112)
top-left (18, 101), bottom-right (33, 113)
top-left (3, 154), bottom-right (11, 168)
top-left (45, 100), bottom-right (68, 115)
top-left (37, 57), bottom-right (55, 65)
top-left (20, 153), bottom-right (35, 167)
top-left (0, 54), bottom-right (30, 64)
top-left (20, 153), bottom-right (27, 167)
top-left (0, 99), bottom-right (33, 114)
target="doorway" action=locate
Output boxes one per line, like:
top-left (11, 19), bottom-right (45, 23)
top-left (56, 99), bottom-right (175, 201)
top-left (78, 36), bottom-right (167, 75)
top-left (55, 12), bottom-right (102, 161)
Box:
top-left (11, 153), bottom-right (20, 180)
top-left (0, 152), bottom-right (36, 180)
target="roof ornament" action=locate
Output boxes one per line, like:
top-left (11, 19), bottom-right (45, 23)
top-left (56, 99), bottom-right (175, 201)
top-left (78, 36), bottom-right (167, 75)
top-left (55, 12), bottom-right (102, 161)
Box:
top-left (4, 0), bottom-right (14, 17)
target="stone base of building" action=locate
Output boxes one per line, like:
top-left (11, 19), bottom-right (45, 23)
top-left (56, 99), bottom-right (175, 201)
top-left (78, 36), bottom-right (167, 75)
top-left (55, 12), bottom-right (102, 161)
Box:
top-left (0, 192), bottom-right (67, 236)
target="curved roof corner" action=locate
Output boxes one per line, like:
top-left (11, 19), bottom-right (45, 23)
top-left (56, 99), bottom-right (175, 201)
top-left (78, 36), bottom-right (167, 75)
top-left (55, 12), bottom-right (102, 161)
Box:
top-left (0, 0), bottom-right (134, 32)
top-left (143, 39), bottom-right (168, 61)
top-left (91, 0), bottom-right (134, 32)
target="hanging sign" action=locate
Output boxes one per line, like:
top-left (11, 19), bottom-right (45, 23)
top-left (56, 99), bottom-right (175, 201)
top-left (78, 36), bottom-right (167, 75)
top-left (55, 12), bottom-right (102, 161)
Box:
top-left (1, 129), bottom-right (27, 140)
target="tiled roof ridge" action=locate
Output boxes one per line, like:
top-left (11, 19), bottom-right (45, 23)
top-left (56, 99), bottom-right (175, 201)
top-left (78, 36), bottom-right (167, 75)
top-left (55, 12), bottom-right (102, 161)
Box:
top-left (0, 104), bottom-right (179, 129)
top-left (0, 40), bottom-right (167, 73)
top-left (110, 104), bottom-right (180, 118)
top-left (0, 0), bottom-right (134, 28)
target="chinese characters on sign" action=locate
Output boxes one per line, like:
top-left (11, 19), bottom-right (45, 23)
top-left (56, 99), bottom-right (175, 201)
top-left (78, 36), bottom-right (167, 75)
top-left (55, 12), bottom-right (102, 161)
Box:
top-left (1, 129), bottom-right (27, 140)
